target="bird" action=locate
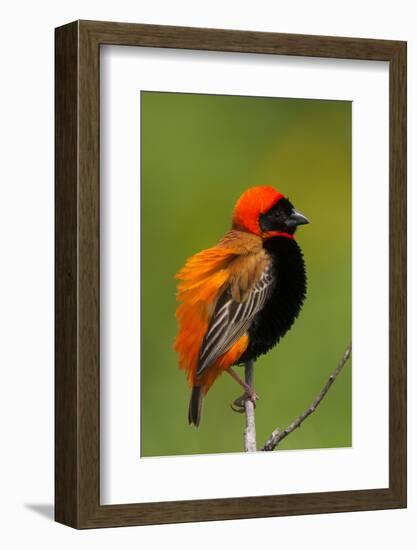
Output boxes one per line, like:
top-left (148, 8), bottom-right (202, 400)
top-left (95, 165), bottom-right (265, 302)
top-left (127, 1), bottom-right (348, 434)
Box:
top-left (174, 186), bottom-right (309, 427)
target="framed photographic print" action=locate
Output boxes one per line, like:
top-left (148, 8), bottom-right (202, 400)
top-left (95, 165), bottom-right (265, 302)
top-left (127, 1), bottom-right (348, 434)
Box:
top-left (55, 20), bottom-right (406, 528)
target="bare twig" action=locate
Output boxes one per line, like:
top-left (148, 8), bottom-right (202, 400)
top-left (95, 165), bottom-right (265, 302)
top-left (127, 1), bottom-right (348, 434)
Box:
top-left (244, 360), bottom-right (257, 452)
top-left (261, 342), bottom-right (352, 452)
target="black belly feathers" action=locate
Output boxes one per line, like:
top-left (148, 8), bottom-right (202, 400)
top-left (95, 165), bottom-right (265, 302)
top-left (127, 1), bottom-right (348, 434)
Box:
top-left (239, 236), bottom-right (307, 363)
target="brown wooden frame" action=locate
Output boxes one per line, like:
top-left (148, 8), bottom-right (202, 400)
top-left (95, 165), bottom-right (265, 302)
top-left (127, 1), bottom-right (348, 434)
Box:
top-left (55, 20), bottom-right (407, 529)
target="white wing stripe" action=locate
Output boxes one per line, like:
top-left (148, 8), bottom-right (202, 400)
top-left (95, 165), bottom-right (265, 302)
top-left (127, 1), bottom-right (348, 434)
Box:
top-left (216, 299), bottom-right (233, 316)
top-left (205, 308), bottom-right (229, 339)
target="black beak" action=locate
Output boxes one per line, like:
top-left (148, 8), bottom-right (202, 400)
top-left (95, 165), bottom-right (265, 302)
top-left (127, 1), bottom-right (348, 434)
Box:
top-left (286, 209), bottom-right (309, 228)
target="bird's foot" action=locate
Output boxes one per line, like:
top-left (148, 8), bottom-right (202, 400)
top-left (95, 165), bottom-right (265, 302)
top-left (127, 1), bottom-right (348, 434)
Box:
top-left (230, 389), bottom-right (259, 413)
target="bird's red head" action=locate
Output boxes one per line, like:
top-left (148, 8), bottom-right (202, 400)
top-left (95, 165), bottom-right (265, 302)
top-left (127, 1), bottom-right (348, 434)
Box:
top-left (232, 186), bottom-right (309, 239)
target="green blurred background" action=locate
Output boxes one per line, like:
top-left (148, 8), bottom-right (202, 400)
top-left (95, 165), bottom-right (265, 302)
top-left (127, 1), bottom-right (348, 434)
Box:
top-left (140, 91), bottom-right (351, 456)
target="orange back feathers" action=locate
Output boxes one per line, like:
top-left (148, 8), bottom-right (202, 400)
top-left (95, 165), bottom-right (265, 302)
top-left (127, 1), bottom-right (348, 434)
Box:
top-left (174, 245), bottom-right (236, 390)
top-left (174, 231), bottom-right (265, 393)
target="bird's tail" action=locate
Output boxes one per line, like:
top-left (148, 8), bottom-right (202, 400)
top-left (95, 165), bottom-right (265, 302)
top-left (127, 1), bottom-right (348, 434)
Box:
top-left (188, 386), bottom-right (203, 427)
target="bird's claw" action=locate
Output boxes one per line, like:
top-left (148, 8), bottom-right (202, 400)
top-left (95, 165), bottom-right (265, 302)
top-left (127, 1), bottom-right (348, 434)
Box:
top-left (230, 391), bottom-right (259, 413)
top-left (230, 400), bottom-right (245, 414)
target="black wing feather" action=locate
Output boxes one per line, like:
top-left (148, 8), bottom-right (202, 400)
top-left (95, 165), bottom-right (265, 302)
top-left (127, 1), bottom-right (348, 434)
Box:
top-left (197, 264), bottom-right (274, 376)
